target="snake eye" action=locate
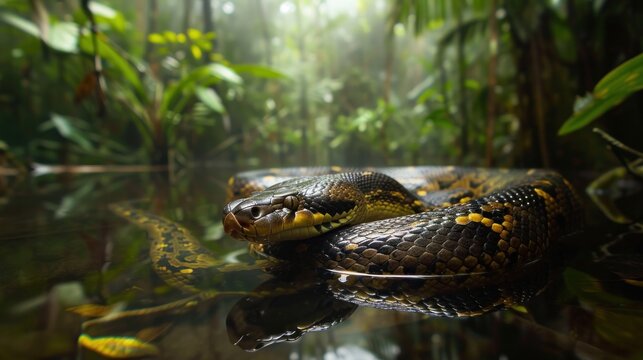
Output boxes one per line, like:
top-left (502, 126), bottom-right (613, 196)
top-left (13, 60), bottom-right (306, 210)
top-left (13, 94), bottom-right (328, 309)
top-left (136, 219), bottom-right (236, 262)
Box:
top-left (250, 206), bottom-right (261, 219)
top-left (283, 195), bottom-right (299, 210)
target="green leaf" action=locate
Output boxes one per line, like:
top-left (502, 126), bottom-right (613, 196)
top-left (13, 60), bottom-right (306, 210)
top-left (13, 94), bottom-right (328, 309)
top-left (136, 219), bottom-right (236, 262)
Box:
top-left (48, 113), bottom-right (93, 151)
top-left (163, 31), bottom-right (177, 42)
top-left (0, 12), bottom-right (39, 37)
top-left (0, 14), bottom-right (77, 53)
top-left (190, 44), bottom-right (202, 59)
top-left (148, 33), bottom-right (165, 44)
top-left (559, 53), bottom-right (643, 135)
top-left (465, 79), bottom-right (480, 91)
top-left (48, 22), bottom-right (78, 53)
top-left (79, 33), bottom-right (144, 99)
top-left (78, 334), bottom-right (159, 358)
top-left (187, 28), bottom-right (201, 40)
top-left (89, 2), bottom-right (127, 32)
top-left (595, 53), bottom-right (643, 96)
top-left (230, 64), bottom-right (288, 79)
top-left (195, 87), bottom-right (225, 114)
top-left (160, 64), bottom-right (241, 119)
top-left (205, 63), bottom-right (242, 85)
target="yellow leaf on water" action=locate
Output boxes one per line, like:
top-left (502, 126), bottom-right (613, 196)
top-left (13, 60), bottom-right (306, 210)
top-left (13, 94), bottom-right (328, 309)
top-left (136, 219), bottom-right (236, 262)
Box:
top-left (67, 304), bottom-right (114, 318)
top-left (624, 279), bottom-right (643, 287)
top-left (510, 305), bottom-right (529, 314)
top-left (78, 334), bottom-right (159, 358)
top-left (136, 323), bottom-right (172, 342)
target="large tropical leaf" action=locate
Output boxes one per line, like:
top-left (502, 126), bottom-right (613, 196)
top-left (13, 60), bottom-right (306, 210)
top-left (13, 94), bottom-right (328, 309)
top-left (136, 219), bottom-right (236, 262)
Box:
top-left (0, 13), bottom-right (78, 53)
top-left (231, 64), bottom-right (289, 79)
top-left (559, 53), bottom-right (643, 135)
top-left (78, 33), bottom-right (145, 99)
top-left (160, 63), bottom-right (242, 119)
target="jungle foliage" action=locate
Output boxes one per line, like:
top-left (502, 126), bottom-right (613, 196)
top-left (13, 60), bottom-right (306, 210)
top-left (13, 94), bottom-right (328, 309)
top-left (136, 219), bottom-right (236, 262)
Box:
top-left (0, 0), bottom-right (641, 169)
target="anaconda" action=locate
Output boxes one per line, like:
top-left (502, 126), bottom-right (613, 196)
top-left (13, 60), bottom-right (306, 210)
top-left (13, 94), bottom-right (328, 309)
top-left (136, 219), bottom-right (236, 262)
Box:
top-left (223, 167), bottom-right (582, 276)
top-left (102, 167), bottom-right (582, 352)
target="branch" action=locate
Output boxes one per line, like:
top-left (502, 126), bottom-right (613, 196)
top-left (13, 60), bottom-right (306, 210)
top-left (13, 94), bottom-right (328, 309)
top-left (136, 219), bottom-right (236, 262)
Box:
top-left (80, 0), bottom-right (107, 116)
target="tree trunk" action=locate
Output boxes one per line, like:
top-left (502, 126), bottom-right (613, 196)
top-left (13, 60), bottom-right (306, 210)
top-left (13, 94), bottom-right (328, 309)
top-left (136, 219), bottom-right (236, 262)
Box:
top-left (257, 0), bottom-right (272, 66)
top-left (295, 0), bottom-right (309, 163)
top-left (201, 0), bottom-right (216, 57)
top-left (485, 0), bottom-right (498, 166)
top-left (144, 0), bottom-right (158, 61)
top-left (182, 0), bottom-right (194, 31)
top-left (455, 0), bottom-right (470, 160)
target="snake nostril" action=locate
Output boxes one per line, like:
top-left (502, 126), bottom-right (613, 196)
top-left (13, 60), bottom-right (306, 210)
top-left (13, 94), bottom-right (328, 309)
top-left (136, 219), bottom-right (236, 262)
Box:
top-left (250, 206), bottom-right (261, 219)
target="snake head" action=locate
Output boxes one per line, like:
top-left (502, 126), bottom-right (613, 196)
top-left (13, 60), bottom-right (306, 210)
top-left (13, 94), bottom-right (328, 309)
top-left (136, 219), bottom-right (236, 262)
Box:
top-left (222, 176), bottom-right (366, 242)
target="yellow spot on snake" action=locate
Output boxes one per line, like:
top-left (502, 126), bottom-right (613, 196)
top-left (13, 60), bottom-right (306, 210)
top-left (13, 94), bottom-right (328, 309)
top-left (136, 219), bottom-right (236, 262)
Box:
top-left (180, 268), bottom-right (193, 274)
top-left (312, 213), bottom-right (325, 223)
top-left (468, 213), bottom-right (483, 222)
top-left (345, 243), bottom-right (358, 251)
top-left (293, 211), bottom-right (314, 226)
top-left (481, 217), bottom-right (493, 227)
top-left (331, 166), bottom-right (343, 172)
top-left (455, 216), bottom-right (470, 225)
top-left (416, 190), bottom-right (427, 196)
top-left (459, 197), bottom-right (471, 203)
top-left (491, 223), bottom-right (503, 233)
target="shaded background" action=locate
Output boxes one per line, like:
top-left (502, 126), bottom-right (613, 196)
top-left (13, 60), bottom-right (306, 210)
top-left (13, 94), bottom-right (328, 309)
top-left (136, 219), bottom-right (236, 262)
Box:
top-left (1, 1), bottom-right (643, 359)
top-left (0, 0), bottom-right (641, 170)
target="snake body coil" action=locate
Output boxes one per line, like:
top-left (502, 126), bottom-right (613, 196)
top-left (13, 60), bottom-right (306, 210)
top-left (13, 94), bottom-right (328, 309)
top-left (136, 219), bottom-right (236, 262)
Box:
top-left (224, 167), bottom-right (582, 276)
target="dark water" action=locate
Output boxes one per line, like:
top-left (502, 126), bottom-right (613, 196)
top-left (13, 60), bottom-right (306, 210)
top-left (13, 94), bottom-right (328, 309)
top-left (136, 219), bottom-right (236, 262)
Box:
top-left (0, 168), bottom-right (642, 360)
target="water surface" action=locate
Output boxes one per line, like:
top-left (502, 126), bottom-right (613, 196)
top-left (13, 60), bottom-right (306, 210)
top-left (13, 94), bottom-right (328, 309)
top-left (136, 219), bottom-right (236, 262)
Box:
top-left (0, 168), bottom-right (641, 359)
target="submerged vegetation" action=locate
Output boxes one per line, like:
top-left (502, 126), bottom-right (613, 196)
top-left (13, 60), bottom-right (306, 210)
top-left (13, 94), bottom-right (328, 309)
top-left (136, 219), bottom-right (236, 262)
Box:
top-left (0, 0), bottom-right (641, 169)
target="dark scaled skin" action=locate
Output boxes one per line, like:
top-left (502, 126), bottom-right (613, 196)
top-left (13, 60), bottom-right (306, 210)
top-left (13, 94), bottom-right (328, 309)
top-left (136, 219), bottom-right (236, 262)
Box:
top-left (318, 170), bottom-right (582, 276)
top-left (225, 167), bottom-right (582, 277)
top-left (223, 172), bottom-right (427, 242)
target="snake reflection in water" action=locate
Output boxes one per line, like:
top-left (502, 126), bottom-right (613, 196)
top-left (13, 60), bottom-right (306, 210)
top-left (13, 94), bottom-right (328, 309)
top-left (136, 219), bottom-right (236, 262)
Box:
top-left (108, 166), bottom-right (582, 351)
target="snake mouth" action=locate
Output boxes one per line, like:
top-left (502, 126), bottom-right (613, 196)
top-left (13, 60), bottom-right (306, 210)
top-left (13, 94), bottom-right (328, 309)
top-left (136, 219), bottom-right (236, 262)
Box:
top-left (223, 208), bottom-right (353, 242)
top-left (223, 212), bottom-right (246, 238)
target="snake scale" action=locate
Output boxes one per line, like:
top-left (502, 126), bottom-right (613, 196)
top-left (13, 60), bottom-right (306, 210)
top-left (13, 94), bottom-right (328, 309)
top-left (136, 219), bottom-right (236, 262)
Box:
top-left (110, 167), bottom-right (582, 322)
top-left (223, 167), bottom-right (582, 277)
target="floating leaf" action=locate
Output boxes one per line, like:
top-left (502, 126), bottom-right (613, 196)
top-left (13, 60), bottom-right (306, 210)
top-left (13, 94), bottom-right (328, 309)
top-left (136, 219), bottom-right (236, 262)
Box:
top-left (510, 305), bottom-right (529, 314)
top-left (136, 323), bottom-right (172, 342)
top-left (67, 304), bottom-right (114, 318)
top-left (78, 334), bottom-right (159, 358)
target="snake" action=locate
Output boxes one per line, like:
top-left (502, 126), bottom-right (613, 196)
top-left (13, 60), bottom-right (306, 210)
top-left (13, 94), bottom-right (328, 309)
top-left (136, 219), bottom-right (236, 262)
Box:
top-left (105, 167), bottom-right (582, 351)
top-left (223, 166), bottom-right (582, 276)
